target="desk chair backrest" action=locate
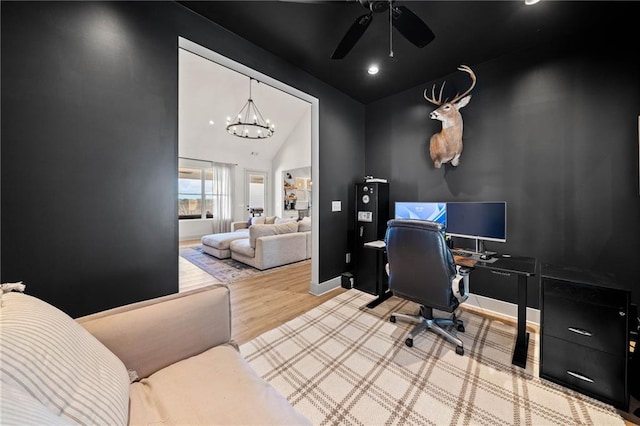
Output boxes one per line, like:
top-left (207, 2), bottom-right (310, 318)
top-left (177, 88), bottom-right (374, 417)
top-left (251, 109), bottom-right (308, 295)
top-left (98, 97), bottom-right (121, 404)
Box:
top-left (385, 219), bottom-right (459, 313)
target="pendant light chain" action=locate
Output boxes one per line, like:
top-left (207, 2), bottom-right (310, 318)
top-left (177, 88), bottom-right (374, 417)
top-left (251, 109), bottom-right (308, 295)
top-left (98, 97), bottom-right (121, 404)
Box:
top-left (389, 0), bottom-right (394, 58)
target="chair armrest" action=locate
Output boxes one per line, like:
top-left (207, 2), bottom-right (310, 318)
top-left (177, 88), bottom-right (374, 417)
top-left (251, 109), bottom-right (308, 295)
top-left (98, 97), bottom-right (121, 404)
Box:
top-left (458, 266), bottom-right (473, 275)
top-left (452, 265), bottom-right (471, 303)
top-left (77, 284), bottom-right (232, 380)
top-left (232, 221), bottom-right (249, 232)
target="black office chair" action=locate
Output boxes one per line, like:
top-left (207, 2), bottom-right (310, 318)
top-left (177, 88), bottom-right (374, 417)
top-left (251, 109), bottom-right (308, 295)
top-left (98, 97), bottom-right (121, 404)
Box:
top-left (385, 219), bottom-right (471, 355)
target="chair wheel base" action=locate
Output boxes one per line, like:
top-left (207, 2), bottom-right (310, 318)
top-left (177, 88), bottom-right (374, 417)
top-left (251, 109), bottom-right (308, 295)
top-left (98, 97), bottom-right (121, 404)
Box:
top-left (457, 323), bottom-right (465, 332)
top-left (405, 338), bottom-right (413, 347)
top-left (456, 346), bottom-right (464, 356)
top-left (389, 316), bottom-right (396, 323)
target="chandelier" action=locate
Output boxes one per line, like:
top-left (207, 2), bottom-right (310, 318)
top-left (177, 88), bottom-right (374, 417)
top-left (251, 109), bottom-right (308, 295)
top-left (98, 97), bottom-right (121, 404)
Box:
top-left (226, 78), bottom-right (275, 139)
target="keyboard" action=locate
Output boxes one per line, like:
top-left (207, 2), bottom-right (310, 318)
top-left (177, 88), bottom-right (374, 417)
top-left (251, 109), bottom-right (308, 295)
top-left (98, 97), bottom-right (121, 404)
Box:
top-left (452, 250), bottom-right (472, 257)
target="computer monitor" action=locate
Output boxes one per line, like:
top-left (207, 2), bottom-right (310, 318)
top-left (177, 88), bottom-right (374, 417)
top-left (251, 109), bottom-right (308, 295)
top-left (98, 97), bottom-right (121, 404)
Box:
top-left (446, 201), bottom-right (507, 247)
top-left (394, 202), bottom-right (447, 225)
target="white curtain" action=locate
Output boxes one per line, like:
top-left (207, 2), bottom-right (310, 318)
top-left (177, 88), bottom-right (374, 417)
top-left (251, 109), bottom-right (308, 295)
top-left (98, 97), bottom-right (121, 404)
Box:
top-left (211, 162), bottom-right (235, 233)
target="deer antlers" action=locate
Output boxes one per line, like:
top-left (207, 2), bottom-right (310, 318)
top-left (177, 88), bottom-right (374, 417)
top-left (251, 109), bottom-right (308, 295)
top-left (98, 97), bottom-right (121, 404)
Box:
top-left (424, 65), bottom-right (476, 106)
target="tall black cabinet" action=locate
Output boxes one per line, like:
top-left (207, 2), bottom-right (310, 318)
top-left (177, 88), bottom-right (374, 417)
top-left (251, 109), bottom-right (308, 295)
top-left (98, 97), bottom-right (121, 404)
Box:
top-left (540, 264), bottom-right (630, 410)
top-left (353, 182), bottom-right (389, 295)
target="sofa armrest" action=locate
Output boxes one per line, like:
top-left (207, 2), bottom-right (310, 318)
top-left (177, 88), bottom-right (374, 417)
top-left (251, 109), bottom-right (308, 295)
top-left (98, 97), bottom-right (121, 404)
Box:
top-left (76, 284), bottom-right (232, 380)
top-left (232, 221), bottom-right (249, 232)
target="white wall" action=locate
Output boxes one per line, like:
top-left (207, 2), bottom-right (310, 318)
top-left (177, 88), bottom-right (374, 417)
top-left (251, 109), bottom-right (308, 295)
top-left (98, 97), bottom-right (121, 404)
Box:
top-left (272, 106), bottom-right (312, 218)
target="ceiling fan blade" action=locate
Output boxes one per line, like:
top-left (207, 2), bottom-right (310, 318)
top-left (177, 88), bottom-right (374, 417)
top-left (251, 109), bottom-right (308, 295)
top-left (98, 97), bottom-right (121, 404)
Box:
top-left (331, 13), bottom-right (373, 59)
top-left (391, 5), bottom-right (435, 48)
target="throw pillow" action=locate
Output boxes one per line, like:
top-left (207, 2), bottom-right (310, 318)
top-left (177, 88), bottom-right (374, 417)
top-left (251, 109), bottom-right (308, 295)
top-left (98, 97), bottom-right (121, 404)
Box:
top-left (264, 216), bottom-right (277, 224)
top-left (298, 217), bottom-right (311, 232)
top-left (249, 221), bottom-right (298, 248)
top-left (274, 217), bottom-right (297, 225)
top-left (0, 292), bottom-right (130, 425)
top-left (250, 216), bottom-right (266, 226)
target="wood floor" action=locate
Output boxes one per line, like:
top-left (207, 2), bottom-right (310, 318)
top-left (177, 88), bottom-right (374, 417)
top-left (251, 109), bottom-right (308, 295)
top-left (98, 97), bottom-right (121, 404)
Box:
top-left (179, 240), bottom-right (346, 345)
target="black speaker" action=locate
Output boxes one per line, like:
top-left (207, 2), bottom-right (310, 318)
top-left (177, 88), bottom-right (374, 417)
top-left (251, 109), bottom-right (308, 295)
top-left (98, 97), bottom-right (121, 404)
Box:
top-left (353, 182), bottom-right (389, 295)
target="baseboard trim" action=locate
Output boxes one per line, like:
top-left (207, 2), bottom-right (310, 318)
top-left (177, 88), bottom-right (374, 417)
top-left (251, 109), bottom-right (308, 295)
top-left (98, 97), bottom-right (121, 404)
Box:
top-left (464, 292), bottom-right (540, 326)
top-left (310, 276), bottom-right (341, 296)
top-left (310, 281), bottom-right (541, 326)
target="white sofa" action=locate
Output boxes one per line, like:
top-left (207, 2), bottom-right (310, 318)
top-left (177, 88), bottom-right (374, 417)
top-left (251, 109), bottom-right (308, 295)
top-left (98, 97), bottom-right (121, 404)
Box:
top-left (230, 220), bottom-right (311, 270)
top-left (201, 217), bottom-right (312, 270)
top-left (200, 216), bottom-right (274, 259)
top-left (200, 227), bottom-right (249, 259)
top-left (0, 284), bottom-right (310, 425)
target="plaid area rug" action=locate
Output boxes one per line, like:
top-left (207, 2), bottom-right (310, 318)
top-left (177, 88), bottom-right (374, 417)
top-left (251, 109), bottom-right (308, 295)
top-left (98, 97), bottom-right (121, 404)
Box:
top-left (179, 245), bottom-right (309, 284)
top-left (240, 289), bottom-right (625, 426)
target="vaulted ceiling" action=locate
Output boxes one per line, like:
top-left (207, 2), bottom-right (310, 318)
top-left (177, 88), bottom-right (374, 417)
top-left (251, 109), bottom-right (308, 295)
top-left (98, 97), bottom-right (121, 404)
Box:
top-left (177, 1), bottom-right (628, 104)
top-left (179, 49), bottom-right (311, 162)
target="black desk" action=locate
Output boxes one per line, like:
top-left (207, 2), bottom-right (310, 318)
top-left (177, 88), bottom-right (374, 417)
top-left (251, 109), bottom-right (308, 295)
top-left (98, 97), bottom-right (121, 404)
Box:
top-left (363, 241), bottom-right (392, 308)
top-left (456, 254), bottom-right (537, 368)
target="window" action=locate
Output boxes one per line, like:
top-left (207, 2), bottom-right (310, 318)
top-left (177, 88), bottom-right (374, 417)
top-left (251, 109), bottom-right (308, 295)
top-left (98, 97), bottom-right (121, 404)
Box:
top-left (178, 158), bottom-right (235, 232)
top-left (179, 159), bottom-right (213, 219)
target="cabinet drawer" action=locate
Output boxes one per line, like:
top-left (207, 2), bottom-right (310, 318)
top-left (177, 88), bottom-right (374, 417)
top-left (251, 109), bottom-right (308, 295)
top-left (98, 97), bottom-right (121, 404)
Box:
top-left (540, 335), bottom-right (627, 409)
top-left (542, 293), bottom-right (627, 355)
top-left (542, 277), bottom-right (628, 308)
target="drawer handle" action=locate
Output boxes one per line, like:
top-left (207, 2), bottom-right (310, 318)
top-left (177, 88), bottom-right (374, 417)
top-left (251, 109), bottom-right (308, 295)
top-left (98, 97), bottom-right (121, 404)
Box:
top-left (568, 327), bottom-right (592, 337)
top-left (490, 270), bottom-right (511, 277)
top-left (567, 371), bottom-right (594, 383)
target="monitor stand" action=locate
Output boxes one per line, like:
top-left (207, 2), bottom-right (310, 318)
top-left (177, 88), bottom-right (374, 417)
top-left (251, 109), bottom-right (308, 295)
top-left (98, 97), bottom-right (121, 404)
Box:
top-left (474, 239), bottom-right (497, 258)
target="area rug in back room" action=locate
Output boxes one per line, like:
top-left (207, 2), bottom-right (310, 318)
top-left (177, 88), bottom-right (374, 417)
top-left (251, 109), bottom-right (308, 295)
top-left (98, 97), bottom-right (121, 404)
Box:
top-left (179, 245), bottom-right (309, 284)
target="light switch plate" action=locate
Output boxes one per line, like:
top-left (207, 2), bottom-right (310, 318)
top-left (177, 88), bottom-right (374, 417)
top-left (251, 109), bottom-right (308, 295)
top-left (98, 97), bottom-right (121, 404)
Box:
top-left (332, 201), bottom-right (341, 212)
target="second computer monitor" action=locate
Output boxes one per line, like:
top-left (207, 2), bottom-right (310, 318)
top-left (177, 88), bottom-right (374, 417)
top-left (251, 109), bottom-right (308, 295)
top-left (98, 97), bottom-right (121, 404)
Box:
top-left (394, 202), bottom-right (447, 225)
top-left (446, 201), bottom-right (507, 242)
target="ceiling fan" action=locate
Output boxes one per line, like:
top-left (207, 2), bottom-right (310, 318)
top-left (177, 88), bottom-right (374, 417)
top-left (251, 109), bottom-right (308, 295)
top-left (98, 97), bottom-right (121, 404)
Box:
top-left (331, 0), bottom-right (435, 59)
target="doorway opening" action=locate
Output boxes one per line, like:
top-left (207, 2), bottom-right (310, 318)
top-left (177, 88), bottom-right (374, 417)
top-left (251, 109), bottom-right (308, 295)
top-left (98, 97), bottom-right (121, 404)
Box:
top-left (178, 37), bottom-right (321, 292)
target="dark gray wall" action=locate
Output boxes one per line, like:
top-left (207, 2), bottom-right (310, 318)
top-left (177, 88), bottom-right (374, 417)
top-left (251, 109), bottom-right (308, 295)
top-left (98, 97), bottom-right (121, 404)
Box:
top-left (366, 34), bottom-right (640, 307)
top-left (1, 1), bottom-right (365, 317)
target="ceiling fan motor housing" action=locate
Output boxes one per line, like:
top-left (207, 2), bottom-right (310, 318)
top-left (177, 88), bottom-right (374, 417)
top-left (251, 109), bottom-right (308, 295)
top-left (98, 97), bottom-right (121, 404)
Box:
top-left (359, 0), bottom-right (390, 13)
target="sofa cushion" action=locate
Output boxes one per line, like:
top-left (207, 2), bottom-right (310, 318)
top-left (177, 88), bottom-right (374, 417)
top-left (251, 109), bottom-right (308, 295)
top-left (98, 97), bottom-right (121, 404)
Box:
top-left (298, 216), bottom-right (311, 232)
top-left (0, 292), bottom-right (130, 425)
top-left (230, 238), bottom-right (255, 257)
top-left (129, 344), bottom-right (311, 425)
top-left (201, 229), bottom-right (249, 250)
top-left (249, 221), bottom-right (298, 248)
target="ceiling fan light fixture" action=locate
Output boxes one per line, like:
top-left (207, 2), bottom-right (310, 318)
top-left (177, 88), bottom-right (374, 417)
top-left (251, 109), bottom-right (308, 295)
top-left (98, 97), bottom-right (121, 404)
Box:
top-left (226, 78), bottom-right (275, 139)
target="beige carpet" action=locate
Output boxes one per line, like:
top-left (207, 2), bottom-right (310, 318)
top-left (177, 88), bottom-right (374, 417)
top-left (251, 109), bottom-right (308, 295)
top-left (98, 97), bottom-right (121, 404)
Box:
top-left (240, 289), bottom-right (625, 426)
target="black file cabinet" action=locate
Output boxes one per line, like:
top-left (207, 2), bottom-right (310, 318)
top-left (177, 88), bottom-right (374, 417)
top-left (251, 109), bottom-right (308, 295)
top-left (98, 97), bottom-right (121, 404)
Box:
top-left (540, 264), bottom-right (630, 410)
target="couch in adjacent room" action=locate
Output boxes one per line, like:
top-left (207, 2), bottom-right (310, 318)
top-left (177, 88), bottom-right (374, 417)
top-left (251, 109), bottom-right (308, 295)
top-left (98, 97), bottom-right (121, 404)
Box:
top-left (230, 218), bottom-right (311, 270)
top-left (199, 215), bottom-right (276, 259)
top-left (0, 285), bottom-right (310, 425)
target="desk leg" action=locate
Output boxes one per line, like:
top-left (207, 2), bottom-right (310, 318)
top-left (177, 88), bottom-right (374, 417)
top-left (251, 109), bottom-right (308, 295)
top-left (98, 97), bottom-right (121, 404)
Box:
top-left (366, 249), bottom-right (392, 309)
top-left (512, 274), bottom-right (530, 368)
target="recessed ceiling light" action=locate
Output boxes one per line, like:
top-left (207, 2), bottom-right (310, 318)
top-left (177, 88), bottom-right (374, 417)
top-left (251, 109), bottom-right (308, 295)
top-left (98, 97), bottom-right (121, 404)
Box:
top-left (368, 65), bottom-right (379, 75)
top-left (208, 120), bottom-right (215, 125)
top-left (525, 0), bottom-right (540, 5)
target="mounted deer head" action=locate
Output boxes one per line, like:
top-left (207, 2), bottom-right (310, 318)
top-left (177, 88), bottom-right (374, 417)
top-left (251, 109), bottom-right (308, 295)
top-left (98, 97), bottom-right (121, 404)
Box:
top-left (424, 65), bottom-right (476, 168)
